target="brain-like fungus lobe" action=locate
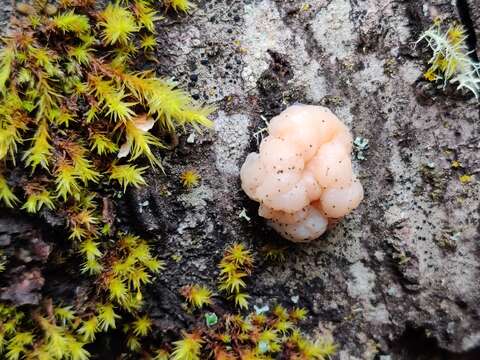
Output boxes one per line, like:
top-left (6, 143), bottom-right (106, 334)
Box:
top-left (240, 105), bottom-right (364, 242)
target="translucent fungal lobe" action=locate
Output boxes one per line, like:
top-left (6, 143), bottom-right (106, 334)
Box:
top-left (240, 104), bottom-right (363, 242)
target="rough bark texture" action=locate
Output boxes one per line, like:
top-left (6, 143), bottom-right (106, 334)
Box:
top-left (1, 0), bottom-right (480, 359)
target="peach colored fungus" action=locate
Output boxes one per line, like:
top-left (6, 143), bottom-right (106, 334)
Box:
top-left (240, 104), bottom-right (364, 242)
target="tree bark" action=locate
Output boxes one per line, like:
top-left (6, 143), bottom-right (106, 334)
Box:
top-left (1, 0), bottom-right (479, 358)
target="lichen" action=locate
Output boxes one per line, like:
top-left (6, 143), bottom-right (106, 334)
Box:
top-left (417, 21), bottom-right (480, 99)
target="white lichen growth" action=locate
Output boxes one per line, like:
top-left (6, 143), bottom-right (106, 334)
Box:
top-left (0, 251), bottom-right (5, 273)
top-left (417, 21), bottom-right (480, 99)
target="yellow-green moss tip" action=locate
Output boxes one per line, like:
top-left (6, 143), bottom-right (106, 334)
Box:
top-left (0, 0), bottom-right (212, 210)
top-left (218, 243), bottom-right (254, 308)
top-left (180, 169), bottom-right (200, 188)
top-left (164, 0), bottom-right (194, 13)
top-left (181, 284), bottom-right (213, 309)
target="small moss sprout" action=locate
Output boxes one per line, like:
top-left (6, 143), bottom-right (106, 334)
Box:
top-left (180, 169), bottom-right (201, 188)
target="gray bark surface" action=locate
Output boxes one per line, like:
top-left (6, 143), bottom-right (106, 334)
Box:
top-left (0, 0), bottom-right (479, 359)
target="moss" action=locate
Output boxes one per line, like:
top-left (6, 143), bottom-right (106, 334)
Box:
top-left (0, 0), bottom-right (210, 267)
top-left (181, 284), bottom-right (213, 309)
top-left (0, 0), bottom-right (210, 358)
top-left (0, 250), bottom-right (5, 273)
top-left (218, 243), bottom-right (253, 310)
top-left (180, 169), bottom-right (201, 189)
top-left (162, 242), bottom-right (337, 360)
top-left (0, 301), bottom-right (90, 360)
top-left (0, 0), bottom-right (212, 212)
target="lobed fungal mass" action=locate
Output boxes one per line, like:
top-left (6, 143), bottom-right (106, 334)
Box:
top-left (240, 104), bottom-right (364, 242)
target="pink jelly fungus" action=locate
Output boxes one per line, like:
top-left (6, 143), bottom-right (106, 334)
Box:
top-left (240, 104), bottom-right (364, 242)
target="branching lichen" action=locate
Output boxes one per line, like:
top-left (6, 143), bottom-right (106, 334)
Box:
top-left (417, 21), bottom-right (480, 99)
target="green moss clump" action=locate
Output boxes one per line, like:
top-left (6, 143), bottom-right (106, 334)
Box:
top-left (167, 306), bottom-right (336, 360)
top-left (0, 0), bottom-right (212, 212)
top-left (166, 243), bottom-right (337, 360)
top-left (0, 301), bottom-right (90, 360)
top-left (0, 0), bottom-right (211, 280)
top-left (0, 0), bottom-right (211, 358)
